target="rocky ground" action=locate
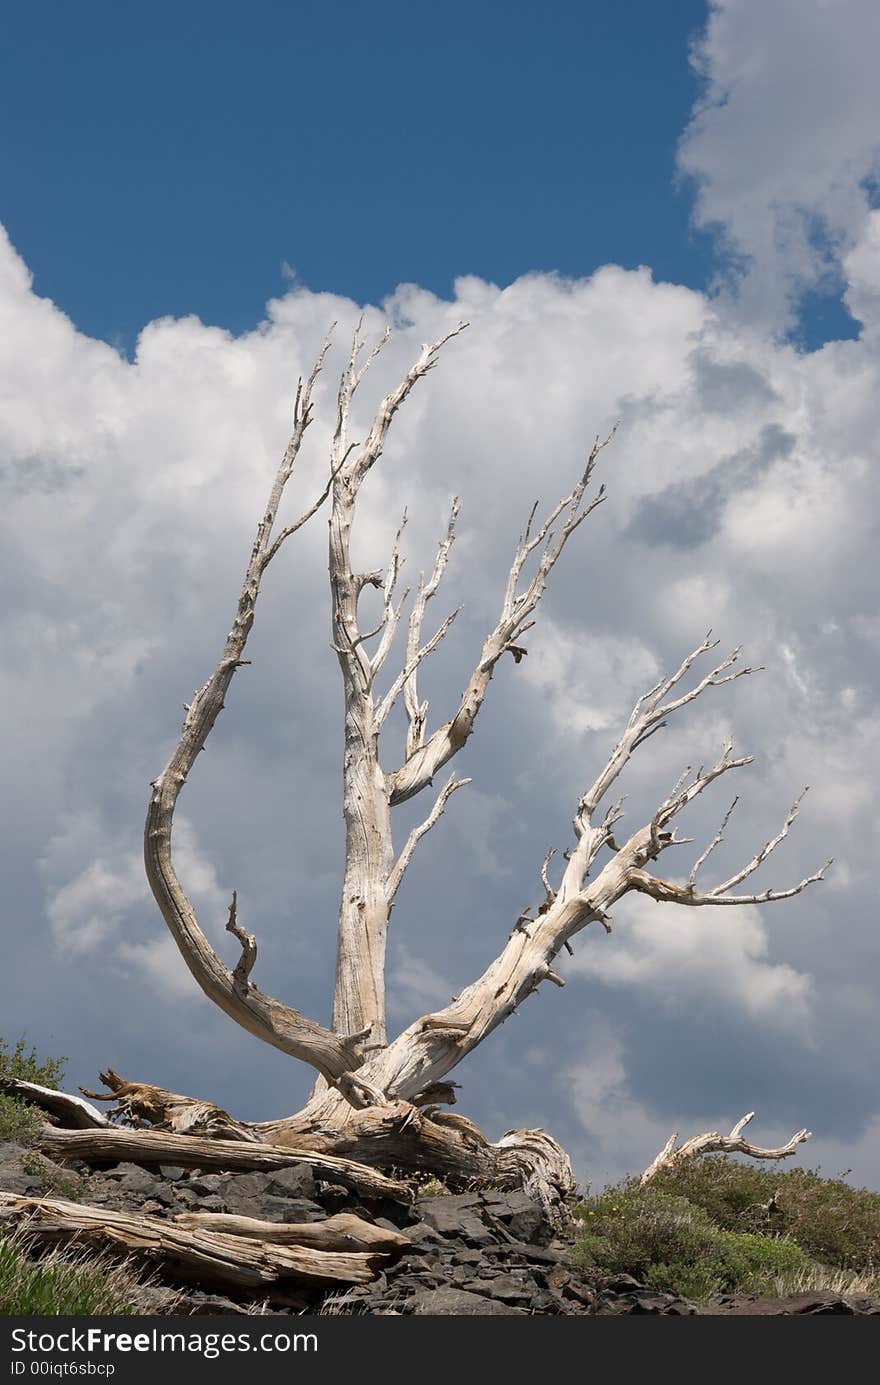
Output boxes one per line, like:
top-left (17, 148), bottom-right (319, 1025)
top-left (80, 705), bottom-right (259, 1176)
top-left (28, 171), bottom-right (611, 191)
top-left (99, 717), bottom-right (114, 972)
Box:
top-left (2, 1139), bottom-right (878, 1316)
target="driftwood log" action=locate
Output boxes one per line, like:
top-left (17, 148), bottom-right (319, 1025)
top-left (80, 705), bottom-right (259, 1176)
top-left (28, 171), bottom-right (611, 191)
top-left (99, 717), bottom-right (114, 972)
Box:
top-left (35, 1126), bottom-right (410, 1201)
top-left (1, 1078), bottom-right (108, 1130)
top-left (173, 1210), bottom-right (411, 1255)
top-left (0, 1194), bottom-right (392, 1290)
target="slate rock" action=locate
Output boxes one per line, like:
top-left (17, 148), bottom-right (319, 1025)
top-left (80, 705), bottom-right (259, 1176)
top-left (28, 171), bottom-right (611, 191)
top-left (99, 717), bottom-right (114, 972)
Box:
top-left (187, 1174), bottom-right (224, 1196)
top-left (463, 1273), bottom-right (532, 1304)
top-left (158, 1165), bottom-right (185, 1181)
top-left (263, 1164), bottom-right (317, 1199)
top-left (103, 1163), bottom-right (162, 1196)
top-left (408, 1287), bottom-right (527, 1315)
top-left (416, 1197), bottom-right (494, 1246)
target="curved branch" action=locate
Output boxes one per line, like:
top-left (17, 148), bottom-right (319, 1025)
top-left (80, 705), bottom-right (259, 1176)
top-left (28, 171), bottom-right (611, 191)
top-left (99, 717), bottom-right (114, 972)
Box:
top-left (385, 774), bottom-right (471, 905)
top-left (640, 1112), bottom-right (811, 1185)
top-left (144, 335), bottom-right (374, 1092)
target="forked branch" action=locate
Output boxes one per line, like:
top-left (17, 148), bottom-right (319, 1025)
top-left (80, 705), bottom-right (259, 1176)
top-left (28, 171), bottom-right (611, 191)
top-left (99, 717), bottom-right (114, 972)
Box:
top-left (387, 430), bottom-right (616, 805)
top-left (640, 1112), bottom-right (812, 1185)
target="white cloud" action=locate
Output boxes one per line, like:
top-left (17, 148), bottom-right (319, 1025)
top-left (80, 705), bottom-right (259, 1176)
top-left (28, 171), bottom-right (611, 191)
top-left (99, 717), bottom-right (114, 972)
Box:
top-left (568, 896), bottom-right (813, 1027)
top-left (521, 620), bottom-right (660, 737)
top-left (42, 812), bottom-right (227, 972)
top-left (678, 0), bottom-right (880, 327)
top-left (567, 1026), bottom-right (822, 1190)
top-left (387, 946), bottom-right (454, 1019)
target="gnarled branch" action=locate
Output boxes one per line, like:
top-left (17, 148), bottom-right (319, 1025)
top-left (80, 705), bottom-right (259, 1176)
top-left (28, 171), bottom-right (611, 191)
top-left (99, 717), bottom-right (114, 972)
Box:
top-left (387, 431), bottom-right (615, 806)
top-left (640, 1112), bottom-right (812, 1184)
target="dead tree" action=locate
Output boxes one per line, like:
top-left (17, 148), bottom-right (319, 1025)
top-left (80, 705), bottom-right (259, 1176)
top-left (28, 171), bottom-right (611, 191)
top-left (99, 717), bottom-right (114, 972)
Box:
top-left (115, 324), bottom-right (829, 1209)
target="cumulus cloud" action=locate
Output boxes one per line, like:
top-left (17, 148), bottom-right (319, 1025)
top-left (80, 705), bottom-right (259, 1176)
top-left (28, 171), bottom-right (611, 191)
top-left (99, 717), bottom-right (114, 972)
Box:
top-left (678, 0), bottom-right (880, 328)
top-left (568, 897), bottom-right (814, 1027)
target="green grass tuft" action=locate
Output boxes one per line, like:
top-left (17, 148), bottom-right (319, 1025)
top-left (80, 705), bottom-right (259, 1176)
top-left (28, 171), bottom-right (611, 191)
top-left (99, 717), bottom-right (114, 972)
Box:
top-left (0, 1035), bottom-right (68, 1149)
top-left (0, 1231), bottom-right (139, 1316)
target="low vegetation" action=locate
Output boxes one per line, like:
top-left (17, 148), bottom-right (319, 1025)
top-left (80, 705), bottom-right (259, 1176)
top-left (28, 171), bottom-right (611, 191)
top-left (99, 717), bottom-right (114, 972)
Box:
top-left (0, 1231), bottom-right (139, 1316)
top-left (572, 1156), bottom-right (880, 1300)
top-left (0, 1036), bottom-right (67, 1144)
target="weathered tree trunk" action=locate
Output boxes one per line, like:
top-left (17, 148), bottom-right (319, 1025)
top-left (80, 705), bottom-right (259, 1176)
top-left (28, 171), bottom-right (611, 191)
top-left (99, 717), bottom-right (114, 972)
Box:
top-left (130, 323), bottom-right (824, 1203)
top-left (0, 1194), bottom-right (392, 1291)
top-left (35, 1125), bottom-right (410, 1202)
top-left (173, 1211), bottom-right (411, 1255)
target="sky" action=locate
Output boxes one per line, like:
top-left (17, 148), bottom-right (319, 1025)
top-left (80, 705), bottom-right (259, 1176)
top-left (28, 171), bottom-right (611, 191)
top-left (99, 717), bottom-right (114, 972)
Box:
top-left (2, 0), bottom-right (880, 1191)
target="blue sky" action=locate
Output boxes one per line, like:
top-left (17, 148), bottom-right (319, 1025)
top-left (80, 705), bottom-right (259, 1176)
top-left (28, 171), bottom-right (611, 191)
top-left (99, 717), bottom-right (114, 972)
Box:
top-left (5, 0), bottom-right (716, 346)
top-left (3, 0), bottom-right (880, 1190)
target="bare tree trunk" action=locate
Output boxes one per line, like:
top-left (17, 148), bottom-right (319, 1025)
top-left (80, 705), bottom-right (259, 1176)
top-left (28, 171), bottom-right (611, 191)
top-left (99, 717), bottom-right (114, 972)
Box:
top-left (0, 1194), bottom-right (392, 1292)
top-left (132, 321), bottom-right (825, 1201)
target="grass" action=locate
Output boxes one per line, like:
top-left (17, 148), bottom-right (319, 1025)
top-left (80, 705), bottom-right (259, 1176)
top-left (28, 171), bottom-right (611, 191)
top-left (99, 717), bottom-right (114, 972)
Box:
top-left (571, 1159), bottom-right (880, 1301)
top-left (0, 1230), bottom-right (141, 1315)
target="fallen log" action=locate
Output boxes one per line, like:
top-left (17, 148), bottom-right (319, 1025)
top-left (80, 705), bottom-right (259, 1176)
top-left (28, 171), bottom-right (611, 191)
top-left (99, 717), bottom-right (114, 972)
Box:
top-left (36, 1126), bottom-right (411, 1201)
top-left (174, 1210), bottom-right (411, 1255)
top-left (0, 1193), bottom-right (385, 1291)
top-left (0, 1079), bottom-right (108, 1130)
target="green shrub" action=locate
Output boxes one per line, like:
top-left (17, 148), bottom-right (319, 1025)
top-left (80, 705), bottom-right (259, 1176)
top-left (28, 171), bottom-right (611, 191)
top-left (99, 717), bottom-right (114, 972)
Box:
top-left (0, 1232), bottom-right (137, 1315)
top-left (0, 1037), bottom-right (66, 1088)
top-left (571, 1183), bottom-right (812, 1299)
top-left (0, 1036), bottom-right (67, 1148)
top-left (0, 1094), bottom-right (43, 1144)
top-left (650, 1156), bottom-right (880, 1274)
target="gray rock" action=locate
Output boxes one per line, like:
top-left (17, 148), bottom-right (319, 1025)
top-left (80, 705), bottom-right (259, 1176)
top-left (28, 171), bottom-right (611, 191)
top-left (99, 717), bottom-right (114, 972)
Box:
top-left (264, 1164), bottom-right (317, 1198)
top-left (103, 1163), bottom-right (161, 1196)
top-left (480, 1189), bottom-right (551, 1245)
top-left (463, 1272), bottom-right (531, 1304)
top-left (408, 1287), bottom-right (527, 1315)
top-left (186, 1174), bottom-right (224, 1195)
top-left (417, 1196), bottom-right (494, 1246)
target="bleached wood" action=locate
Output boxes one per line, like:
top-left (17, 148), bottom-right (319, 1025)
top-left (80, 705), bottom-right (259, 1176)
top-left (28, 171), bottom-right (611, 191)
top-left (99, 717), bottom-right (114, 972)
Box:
top-left (143, 335), bottom-right (380, 1102)
top-left (0, 1078), bottom-right (108, 1130)
top-left (386, 432), bottom-right (614, 806)
top-left (35, 1125), bottom-right (410, 1200)
top-left (327, 323), bottom-right (467, 1046)
top-left (403, 498), bottom-right (460, 758)
top-left (134, 324), bottom-right (822, 1205)
top-left (174, 1210), bottom-right (411, 1255)
top-left (640, 1112), bottom-right (812, 1184)
top-left (385, 774), bottom-right (470, 906)
top-left (0, 1193), bottom-right (387, 1290)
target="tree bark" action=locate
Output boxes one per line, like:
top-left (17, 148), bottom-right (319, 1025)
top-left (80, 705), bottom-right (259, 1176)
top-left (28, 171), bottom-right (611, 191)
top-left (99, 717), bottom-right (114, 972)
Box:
top-left (35, 1126), bottom-right (410, 1202)
top-left (0, 1194), bottom-right (389, 1291)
